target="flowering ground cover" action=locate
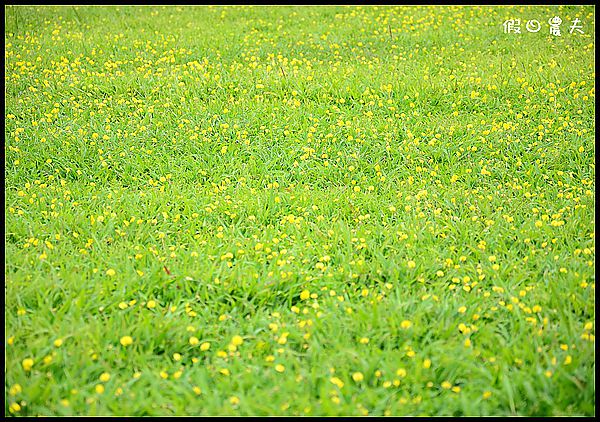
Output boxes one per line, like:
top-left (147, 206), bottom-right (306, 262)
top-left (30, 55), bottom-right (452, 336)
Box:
top-left (4, 5), bottom-right (595, 416)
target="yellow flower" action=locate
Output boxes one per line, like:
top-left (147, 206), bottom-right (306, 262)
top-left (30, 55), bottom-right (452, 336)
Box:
top-left (160, 371), bottom-right (169, 379)
top-left (352, 372), bottom-right (364, 382)
top-left (147, 300), bottom-right (156, 309)
top-left (300, 290), bottom-right (310, 300)
top-left (99, 372), bottom-right (111, 382)
top-left (407, 260), bottom-right (416, 269)
top-left (396, 368), bottom-right (407, 378)
top-left (95, 384), bottom-right (105, 394)
top-left (330, 376), bottom-right (344, 389)
top-left (423, 359), bottom-right (431, 369)
top-left (441, 381), bottom-right (452, 389)
top-left (193, 386), bottom-right (202, 395)
top-left (458, 306), bottom-right (467, 314)
top-left (189, 336), bottom-right (199, 345)
top-left (54, 338), bottom-right (63, 347)
top-left (9, 384), bottom-right (22, 396)
top-left (22, 358), bottom-right (34, 371)
top-left (231, 335), bottom-right (243, 346)
top-left (275, 364), bottom-right (285, 373)
top-left (229, 396), bottom-right (240, 405)
top-left (400, 320), bottom-right (412, 329)
top-left (120, 336), bottom-right (133, 346)
top-left (9, 402), bottom-right (21, 413)
top-left (200, 342), bottom-right (211, 351)
top-left (106, 269), bottom-right (116, 276)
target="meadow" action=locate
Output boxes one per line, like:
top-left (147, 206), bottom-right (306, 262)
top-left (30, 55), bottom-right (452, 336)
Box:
top-left (4, 5), bottom-right (595, 416)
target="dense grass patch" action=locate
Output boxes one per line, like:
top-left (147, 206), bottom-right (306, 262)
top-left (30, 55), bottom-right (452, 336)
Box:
top-left (4, 5), bottom-right (595, 416)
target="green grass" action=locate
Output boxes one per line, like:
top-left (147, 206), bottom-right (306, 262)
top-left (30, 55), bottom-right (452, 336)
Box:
top-left (4, 5), bottom-right (595, 416)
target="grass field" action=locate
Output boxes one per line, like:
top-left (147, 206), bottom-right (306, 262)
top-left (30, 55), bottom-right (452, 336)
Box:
top-left (4, 5), bottom-right (595, 416)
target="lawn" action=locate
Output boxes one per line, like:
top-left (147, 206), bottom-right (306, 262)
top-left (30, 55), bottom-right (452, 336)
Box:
top-left (4, 5), bottom-right (595, 416)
